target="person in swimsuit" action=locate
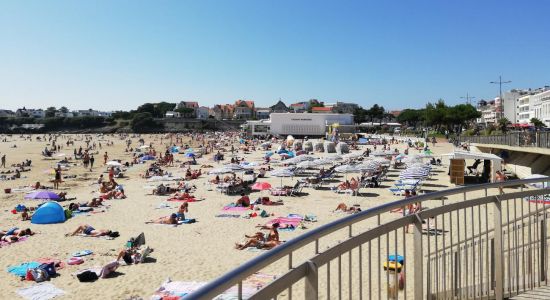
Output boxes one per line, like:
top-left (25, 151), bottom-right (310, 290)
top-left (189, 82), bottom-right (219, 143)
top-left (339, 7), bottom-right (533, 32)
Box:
top-left (67, 224), bottom-right (112, 237)
top-left (0, 233), bottom-right (18, 243)
top-left (145, 213), bottom-right (178, 225)
top-left (235, 223), bottom-right (281, 250)
top-left (1, 227), bottom-right (34, 237)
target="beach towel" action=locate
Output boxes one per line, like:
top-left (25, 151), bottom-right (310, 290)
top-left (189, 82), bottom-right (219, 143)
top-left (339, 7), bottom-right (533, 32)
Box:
top-left (215, 214), bottom-right (241, 218)
top-left (35, 258), bottom-right (65, 270)
top-left (222, 206), bottom-right (250, 212)
top-left (0, 235), bottom-right (28, 248)
top-left (152, 273), bottom-right (276, 299)
top-left (7, 262), bottom-right (41, 277)
top-left (266, 217), bottom-right (302, 227)
top-left (167, 197), bottom-right (200, 202)
top-left (16, 282), bottom-right (66, 300)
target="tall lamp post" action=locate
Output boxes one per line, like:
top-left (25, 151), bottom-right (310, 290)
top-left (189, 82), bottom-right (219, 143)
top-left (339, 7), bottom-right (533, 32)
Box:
top-left (460, 93), bottom-right (476, 105)
top-left (490, 76), bottom-right (512, 122)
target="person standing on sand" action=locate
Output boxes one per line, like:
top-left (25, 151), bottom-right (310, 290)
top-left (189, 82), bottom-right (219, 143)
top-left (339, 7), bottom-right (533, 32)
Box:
top-left (1, 154), bottom-right (5, 168)
top-left (54, 166), bottom-right (62, 189)
top-left (89, 155), bottom-right (95, 171)
top-left (104, 152), bottom-right (108, 165)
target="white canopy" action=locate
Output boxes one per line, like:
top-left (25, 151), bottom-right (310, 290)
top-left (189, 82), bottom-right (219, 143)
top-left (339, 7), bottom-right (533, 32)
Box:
top-left (442, 150), bottom-right (502, 161)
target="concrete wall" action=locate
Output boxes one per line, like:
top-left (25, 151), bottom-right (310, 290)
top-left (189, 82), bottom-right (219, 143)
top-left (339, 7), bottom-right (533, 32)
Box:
top-left (159, 118), bottom-right (245, 132)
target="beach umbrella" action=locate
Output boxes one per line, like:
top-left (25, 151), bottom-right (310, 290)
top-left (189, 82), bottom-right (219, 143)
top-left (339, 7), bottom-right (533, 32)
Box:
top-left (251, 182), bottom-right (272, 191)
top-left (271, 168), bottom-right (295, 186)
top-left (208, 167), bottom-right (234, 175)
top-left (314, 158), bottom-right (334, 166)
top-left (106, 161), bottom-right (122, 167)
top-left (297, 160), bottom-right (319, 169)
top-left (342, 152), bottom-right (362, 160)
top-left (335, 164), bottom-right (361, 181)
top-left (223, 163), bottom-right (244, 171)
top-left (25, 190), bottom-right (60, 200)
top-left (524, 174), bottom-right (549, 189)
top-left (326, 154), bottom-right (343, 161)
top-left (270, 168), bottom-right (295, 199)
top-left (170, 146), bottom-right (180, 153)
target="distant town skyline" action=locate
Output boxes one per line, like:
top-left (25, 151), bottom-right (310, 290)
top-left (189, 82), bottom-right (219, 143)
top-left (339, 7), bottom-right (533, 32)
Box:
top-left (1, 1), bottom-right (549, 111)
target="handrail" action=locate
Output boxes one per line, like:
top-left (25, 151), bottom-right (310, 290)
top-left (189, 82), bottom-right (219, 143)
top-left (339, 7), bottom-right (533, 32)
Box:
top-left (186, 177), bottom-right (549, 299)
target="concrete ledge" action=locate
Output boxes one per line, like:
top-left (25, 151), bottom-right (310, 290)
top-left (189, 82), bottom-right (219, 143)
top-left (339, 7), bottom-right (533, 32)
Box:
top-left (473, 143), bottom-right (550, 156)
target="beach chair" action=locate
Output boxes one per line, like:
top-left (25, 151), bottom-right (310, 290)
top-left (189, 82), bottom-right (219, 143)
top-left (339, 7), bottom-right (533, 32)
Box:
top-left (289, 181), bottom-right (305, 197)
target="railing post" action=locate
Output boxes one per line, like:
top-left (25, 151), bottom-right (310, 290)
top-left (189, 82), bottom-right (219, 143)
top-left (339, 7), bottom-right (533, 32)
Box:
top-left (540, 220), bottom-right (547, 282)
top-left (305, 261), bottom-right (318, 300)
top-left (414, 215), bottom-right (424, 300)
top-left (493, 196), bottom-right (504, 299)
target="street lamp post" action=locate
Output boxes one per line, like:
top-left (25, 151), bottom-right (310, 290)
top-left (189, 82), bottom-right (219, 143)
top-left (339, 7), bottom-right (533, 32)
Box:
top-left (460, 93), bottom-right (476, 105)
top-left (490, 76), bottom-right (512, 121)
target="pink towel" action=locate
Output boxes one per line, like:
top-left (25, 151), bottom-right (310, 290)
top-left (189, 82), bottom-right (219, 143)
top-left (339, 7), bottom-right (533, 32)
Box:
top-left (266, 217), bottom-right (302, 227)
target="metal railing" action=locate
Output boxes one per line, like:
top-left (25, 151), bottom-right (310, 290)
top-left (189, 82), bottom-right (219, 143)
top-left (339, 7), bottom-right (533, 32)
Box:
top-left (458, 131), bottom-right (550, 148)
top-left (186, 178), bottom-right (550, 299)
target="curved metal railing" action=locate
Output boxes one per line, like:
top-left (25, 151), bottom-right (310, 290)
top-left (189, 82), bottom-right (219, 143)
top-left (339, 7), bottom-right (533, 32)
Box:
top-left (187, 177), bottom-right (550, 299)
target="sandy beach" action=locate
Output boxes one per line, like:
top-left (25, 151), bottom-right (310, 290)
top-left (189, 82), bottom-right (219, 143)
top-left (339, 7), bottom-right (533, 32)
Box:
top-left (0, 133), bottom-right (459, 299)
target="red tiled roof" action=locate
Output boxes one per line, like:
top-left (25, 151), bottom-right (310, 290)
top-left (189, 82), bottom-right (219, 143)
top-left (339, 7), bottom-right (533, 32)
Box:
top-left (312, 107), bottom-right (332, 111)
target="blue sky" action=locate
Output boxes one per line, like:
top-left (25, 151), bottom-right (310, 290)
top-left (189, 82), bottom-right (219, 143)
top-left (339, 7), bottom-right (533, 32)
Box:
top-left (1, 0), bottom-right (549, 111)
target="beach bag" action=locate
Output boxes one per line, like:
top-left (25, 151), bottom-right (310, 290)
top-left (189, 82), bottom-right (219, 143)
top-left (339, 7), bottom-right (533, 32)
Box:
top-left (30, 268), bottom-right (49, 282)
top-left (64, 209), bottom-right (73, 219)
top-left (76, 270), bottom-right (98, 282)
top-left (38, 262), bottom-right (57, 277)
top-left (99, 261), bottom-right (119, 278)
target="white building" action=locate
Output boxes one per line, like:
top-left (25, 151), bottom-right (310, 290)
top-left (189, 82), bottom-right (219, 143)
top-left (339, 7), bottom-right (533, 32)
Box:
top-left (532, 89), bottom-right (550, 127)
top-left (476, 99), bottom-right (499, 126)
top-left (165, 111), bottom-right (181, 118)
top-left (517, 95), bottom-right (532, 124)
top-left (243, 113), bottom-right (354, 137)
top-left (196, 106), bottom-right (210, 119)
top-left (256, 109), bottom-right (271, 120)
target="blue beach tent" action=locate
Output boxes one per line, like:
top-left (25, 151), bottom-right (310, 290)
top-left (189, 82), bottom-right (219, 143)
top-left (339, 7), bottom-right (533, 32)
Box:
top-left (31, 202), bottom-right (66, 224)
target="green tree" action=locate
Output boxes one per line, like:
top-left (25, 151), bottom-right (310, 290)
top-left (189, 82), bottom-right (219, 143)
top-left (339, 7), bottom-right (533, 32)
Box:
top-left (131, 112), bottom-right (162, 132)
top-left (397, 109), bottom-right (425, 128)
top-left (45, 106), bottom-right (57, 118)
top-left (59, 106), bottom-right (69, 114)
top-left (531, 118), bottom-right (546, 128)
top-left (497, 117), bottom-right (510, 133)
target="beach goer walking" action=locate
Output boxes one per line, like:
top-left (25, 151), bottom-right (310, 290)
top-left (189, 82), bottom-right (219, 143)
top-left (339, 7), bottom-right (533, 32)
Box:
top-left (496, 170), bottom-right (507, 194)
top-left (89, 155), bottom-right (95, 170)
top-left (1, 154), bottom-right (5, 168)
top-left (54, 166), bottom-right (62, 189)
top-left (104, 152), bottom-right (108, 165)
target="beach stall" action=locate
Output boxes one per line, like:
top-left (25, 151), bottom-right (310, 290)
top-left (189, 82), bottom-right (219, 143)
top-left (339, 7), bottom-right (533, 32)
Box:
top-left (442, 151), bottom-right (503, 184)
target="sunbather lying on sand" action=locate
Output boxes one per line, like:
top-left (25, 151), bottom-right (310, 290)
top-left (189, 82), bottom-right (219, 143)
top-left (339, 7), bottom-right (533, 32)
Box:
top-left (67, 224), bottom-right (113, 237)
top-left (169, 190), bottom-right (196, 201)
top-left (0, 233), bottom-right (19, 243)
top-left (145, 213), bottom-right (178, 225)
top-left (334, 203), bottom-right (362, 213)
top-left (235, 223), bottom-right (281, 250)
top-left (253, 197), bottom-right (283, 206)
top-left (1, 227), bottom-right (34, 237)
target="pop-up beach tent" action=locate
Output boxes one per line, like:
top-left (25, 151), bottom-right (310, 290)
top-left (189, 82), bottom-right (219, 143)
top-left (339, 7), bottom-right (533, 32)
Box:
top-left (31, 201), bottom-right (66, 224)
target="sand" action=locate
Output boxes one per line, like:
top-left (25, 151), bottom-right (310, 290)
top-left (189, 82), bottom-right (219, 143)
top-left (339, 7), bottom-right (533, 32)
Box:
top-left (0, 133), bottom-right (460, 299)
